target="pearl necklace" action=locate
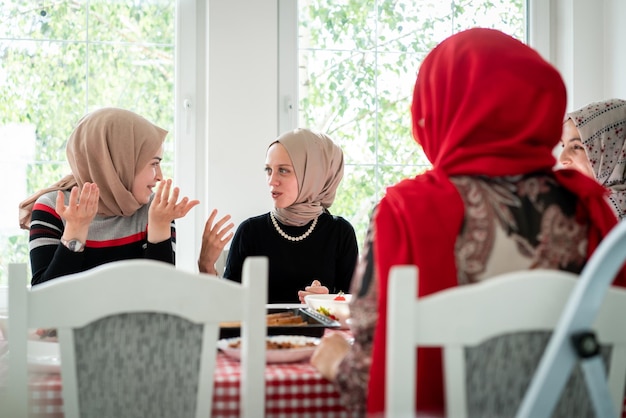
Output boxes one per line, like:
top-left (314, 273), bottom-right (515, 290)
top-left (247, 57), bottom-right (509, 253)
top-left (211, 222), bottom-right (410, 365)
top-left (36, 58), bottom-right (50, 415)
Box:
top-left (270, 212), bottom-right (318, 242)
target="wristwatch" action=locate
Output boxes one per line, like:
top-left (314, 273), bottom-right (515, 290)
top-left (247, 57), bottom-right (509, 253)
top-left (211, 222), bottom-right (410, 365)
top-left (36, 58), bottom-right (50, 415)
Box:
top-left (60, 238), bottom-right (85, 253)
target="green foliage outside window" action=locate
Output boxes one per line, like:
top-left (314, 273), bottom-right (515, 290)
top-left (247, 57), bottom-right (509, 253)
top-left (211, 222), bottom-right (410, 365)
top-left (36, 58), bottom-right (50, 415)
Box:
top-left (0, 0), bottom-right (524, 284)
top-left (298, 0), bottom-right (525, 247)
top-left (0, 1), bottom-right (175, 284)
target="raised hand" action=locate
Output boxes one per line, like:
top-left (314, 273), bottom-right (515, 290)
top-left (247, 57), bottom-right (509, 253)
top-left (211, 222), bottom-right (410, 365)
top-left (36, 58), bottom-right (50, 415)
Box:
top-left (198, 209), bottom-right (235, 275)
top-left (56, 182), bottom-right (100, 243)
top-left (148, 179), bottom-right (200, 243)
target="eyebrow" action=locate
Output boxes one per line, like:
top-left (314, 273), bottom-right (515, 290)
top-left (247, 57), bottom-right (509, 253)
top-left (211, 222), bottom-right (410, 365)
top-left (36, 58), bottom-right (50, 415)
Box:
top-left (265, 163), bottom-right (292, 168)
top-left (153, 157), bottom-right (163, 161)
top-left (565, 137), bottom-right (583, 143)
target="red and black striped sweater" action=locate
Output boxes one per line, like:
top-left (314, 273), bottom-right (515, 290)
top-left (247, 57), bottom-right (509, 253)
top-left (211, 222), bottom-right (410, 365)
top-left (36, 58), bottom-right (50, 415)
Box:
top-left (29, 190), bottom-right (175, 285)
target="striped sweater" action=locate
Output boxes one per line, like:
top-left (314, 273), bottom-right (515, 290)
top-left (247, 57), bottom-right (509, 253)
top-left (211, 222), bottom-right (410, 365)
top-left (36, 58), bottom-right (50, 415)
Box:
top-left (29, 190), bottom-right (176, 285)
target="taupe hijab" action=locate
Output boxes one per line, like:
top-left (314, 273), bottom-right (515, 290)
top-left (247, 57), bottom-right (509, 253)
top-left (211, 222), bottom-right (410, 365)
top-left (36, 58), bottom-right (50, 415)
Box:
top-left (19, 108), bottom-right (167, 229)
top-left (567, 98), bottom-right (626, 219)
top-left (271, 128), bottom-right (344, 226)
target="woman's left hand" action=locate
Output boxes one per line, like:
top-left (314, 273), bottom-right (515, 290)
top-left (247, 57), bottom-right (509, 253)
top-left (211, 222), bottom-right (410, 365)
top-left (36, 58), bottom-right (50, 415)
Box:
top-left (148, 179), bottom-right (200, 242)
top-left (198, 209), bottom-right (234, 275)
top-left (310, 332), bottom-right (351, 381)
top-left (298, 279), bottom-right (329, 303)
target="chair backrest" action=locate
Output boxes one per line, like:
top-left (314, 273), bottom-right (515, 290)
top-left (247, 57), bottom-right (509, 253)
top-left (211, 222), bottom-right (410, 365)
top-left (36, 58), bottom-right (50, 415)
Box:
top-left (385, 266), bottom-right (626, 418)
top-left (7, 257), bottom-right (267, 418)
top-left (517, 219), bottom-right (626, 418)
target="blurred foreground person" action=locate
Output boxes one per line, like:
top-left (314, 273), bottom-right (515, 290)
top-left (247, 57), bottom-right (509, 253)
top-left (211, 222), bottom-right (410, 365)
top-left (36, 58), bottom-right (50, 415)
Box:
top-left (311, 28), bottom-right (625, 417)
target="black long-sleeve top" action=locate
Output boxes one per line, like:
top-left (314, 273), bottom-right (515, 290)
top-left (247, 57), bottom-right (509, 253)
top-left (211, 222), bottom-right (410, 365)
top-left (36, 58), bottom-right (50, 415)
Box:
top-left (224, 211), bottom-right (358, 303)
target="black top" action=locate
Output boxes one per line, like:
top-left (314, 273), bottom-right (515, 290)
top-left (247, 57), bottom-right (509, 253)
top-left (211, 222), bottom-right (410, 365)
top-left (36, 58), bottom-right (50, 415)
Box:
top-left (224, 211), bottom-right (359, 303)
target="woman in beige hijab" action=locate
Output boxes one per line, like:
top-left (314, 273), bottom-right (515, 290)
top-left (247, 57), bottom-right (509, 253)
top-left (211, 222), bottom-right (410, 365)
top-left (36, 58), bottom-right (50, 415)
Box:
top-left (198, 128), bottom-right (358, 303)
top-left (20, 107), bottom-right (199, 285)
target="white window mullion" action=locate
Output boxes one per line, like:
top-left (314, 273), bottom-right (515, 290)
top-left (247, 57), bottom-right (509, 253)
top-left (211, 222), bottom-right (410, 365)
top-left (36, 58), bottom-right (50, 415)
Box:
top-left (175, 0), bottom-right (206, 272)
top-left (528, 0), bottom-right (551, 63)
top-left (278, 0), bottom-right (299, 133)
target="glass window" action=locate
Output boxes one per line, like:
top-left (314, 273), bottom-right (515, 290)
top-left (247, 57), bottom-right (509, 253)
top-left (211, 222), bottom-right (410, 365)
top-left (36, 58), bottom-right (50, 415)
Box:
top-left (288, 0), bottom-right (526, 247)
top-left (0, 1), bottom-right (176, 284)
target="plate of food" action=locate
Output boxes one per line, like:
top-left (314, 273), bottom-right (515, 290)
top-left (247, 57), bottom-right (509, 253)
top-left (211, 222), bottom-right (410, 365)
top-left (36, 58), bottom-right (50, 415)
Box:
top-left (217, 335), bottom-right (320, 363)
top-left (28, 340), bottom-right (60, 373)
top-left (219, 308), bottom-right (339, 339)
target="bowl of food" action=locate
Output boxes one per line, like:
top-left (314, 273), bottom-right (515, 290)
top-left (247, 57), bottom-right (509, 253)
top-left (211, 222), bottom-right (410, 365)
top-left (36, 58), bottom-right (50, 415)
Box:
top-left (304, 293), bottom-right (352, 328)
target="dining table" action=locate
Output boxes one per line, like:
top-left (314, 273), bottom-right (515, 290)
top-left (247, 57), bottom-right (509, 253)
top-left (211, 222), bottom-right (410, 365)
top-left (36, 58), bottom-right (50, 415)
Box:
top-left (0, 328), bottom-right (359, 418)
top-left (4, 328), bottom-right (625, 417)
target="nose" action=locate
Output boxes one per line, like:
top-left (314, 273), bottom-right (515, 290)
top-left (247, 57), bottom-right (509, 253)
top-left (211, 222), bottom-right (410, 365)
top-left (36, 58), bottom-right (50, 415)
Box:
top-left (155, 165), bottom-right (163, 181)
top-left (268, 171), bottom-right (278, 186)
top-left (558, 152), bottom-right (570, 166)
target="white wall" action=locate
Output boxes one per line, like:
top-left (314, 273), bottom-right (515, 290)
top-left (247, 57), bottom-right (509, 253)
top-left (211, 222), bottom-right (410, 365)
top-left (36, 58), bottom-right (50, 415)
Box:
top-left (206, 0), bottom-right (278, 223)
top-left (605, 0), bottom-right (626, 99)
top-left (551, 0), bottom-right (626, 111)
top-left (174, 0), bottom-right (279, 272)
top-left (206, 0), bottom-right (278, 233)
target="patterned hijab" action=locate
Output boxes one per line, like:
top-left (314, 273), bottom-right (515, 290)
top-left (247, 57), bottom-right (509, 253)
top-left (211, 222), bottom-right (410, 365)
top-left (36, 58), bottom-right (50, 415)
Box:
top-left (566, 99), bottom-right (626, 219)
top-left (271, 128), bottom-right (344, 226)
top-left (368, 28), bottom-right (621, 415)
top-left (19, 108), bottom-right (167, 229)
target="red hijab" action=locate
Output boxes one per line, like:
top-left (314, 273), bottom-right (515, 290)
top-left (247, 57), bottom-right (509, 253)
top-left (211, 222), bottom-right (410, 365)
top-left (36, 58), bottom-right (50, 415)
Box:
top-left (368, 28), bottom-right (621, 416)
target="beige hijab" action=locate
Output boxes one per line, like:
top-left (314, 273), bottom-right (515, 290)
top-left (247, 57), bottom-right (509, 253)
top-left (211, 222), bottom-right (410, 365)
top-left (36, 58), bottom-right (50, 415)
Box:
top-left (272, 128), bottom-right (344, 226)
top-left (19, 108), bottom-right (167, 229)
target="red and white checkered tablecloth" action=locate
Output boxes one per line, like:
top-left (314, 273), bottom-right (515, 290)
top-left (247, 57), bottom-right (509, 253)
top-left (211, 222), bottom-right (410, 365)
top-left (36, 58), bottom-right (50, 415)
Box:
top-left (3, 336), bottom-right (624, 418)
top-left (28, 373), bottom-right (64, 418)
top-left (13, 352), bottom-right (356, 418)
top-left (213, 353), bottom-right (357, 418)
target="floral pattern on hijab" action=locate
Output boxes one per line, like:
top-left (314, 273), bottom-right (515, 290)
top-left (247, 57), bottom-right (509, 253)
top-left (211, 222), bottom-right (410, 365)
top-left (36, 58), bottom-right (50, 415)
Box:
top-left (19, 108), bottom-right (167, 228)
top-left (567, 99), bottom-right (626, 219)
top-left (271, 128), bottom-right (344, 226)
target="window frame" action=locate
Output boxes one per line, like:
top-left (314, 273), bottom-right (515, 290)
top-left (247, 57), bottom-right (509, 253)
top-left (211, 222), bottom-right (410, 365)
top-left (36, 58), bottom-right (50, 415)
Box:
top-left (276, 0), bottom-right (545, 248)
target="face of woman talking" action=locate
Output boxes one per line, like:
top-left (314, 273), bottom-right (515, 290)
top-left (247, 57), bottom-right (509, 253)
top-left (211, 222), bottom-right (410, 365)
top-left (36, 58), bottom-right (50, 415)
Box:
top-left (559, 119), bottom-right (595, 179)
top-left (132, 145), bottom-right (164, 205)
top-left (265, 142), bottom-right (299, 209)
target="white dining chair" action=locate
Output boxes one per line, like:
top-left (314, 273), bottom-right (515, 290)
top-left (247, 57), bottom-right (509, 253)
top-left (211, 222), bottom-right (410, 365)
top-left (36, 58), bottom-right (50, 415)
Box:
top-left (7, 257), bottom-right (267, 418)
top-left (385, 265), bottom-right (626, 418)
top-left (517, 219), bottom-right (626, 418)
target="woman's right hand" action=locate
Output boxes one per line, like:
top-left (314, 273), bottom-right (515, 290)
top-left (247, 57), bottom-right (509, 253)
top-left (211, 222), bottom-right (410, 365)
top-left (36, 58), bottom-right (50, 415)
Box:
top-left (198, 209), bottom-right (235, 275)
top-left (56, 183), bottom-right (99, 242)
top-left (298, 279), bottom-right (329, 303)
top-left (148, 179), bottom-right (200, 243)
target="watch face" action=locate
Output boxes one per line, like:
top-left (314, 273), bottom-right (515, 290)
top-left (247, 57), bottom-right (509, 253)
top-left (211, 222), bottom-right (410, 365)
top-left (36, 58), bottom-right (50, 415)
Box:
top-left (64, 239), bottom-right (84, 252)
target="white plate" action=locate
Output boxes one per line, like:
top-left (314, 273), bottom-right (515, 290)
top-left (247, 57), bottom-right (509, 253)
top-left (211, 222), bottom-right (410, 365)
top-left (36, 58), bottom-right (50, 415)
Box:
top-left (28, 340), bottom-right (60, 373)
top-left (217, 335), bottom-right (319, 363)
